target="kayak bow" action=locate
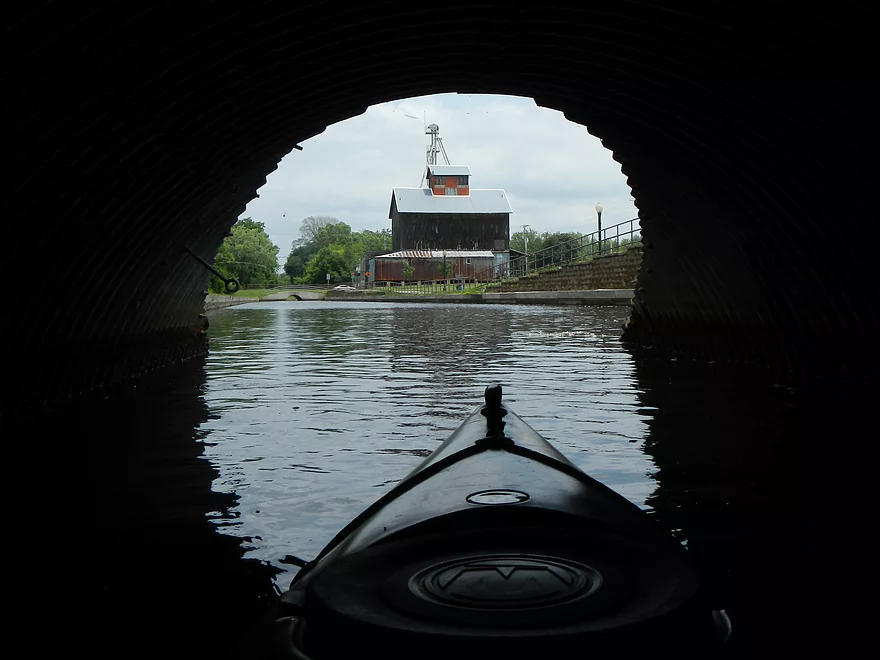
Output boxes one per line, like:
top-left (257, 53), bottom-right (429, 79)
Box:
top-left (273, 385), bottom-right (730, 659)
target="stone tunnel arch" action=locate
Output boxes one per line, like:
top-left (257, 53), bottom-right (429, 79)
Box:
top-left (5, 2), bottom-right (878, 412)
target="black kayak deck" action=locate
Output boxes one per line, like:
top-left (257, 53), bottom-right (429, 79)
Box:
top-left (274, 385), bottom-right (730, 659)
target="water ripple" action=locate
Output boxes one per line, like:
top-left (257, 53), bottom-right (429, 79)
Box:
top-left (199, 301), bottom-right (650, 586)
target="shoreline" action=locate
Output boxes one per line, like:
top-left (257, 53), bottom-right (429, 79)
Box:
top-left (206, 289), bottom-right (634, 312)
top-left (327, 289), bottom-right (634, 306)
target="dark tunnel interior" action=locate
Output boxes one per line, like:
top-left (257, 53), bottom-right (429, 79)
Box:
top-left (5, 2), bottom-right (878, 657)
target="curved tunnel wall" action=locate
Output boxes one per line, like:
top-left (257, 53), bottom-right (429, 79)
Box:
top-left (5, 2), bottom-right (878, 411)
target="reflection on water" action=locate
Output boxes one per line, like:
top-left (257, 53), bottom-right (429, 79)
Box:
top-left (200, 302), bottom-right (651, 587)
top-left (631, 351), bottom-right (862, 659)
top-left (17, 300), bottom-right (848, 657)
top-left (13, 358), bottom-right (281, 659)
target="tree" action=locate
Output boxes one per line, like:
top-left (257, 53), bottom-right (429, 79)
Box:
top-left (355, 229), bottom-right (391, 252)
top-left (314, 222), bottom-right (353, 248)
top-left (539, 231), bottom-right (582, 264)
top-left (509, 229), bottom-right (588, 267)
top-left (283, 244), bottom-right (313, 282)
top-left (510, 227), bottom-right (541, 254)
top-left (298, 216), bottom-right (339, 244)
top-left (210, 217), bottom-right (279, 292)
top-left (285, 217), bottom-right (346, 283)
top-left (283, 217), bottom-right (396, 284)
top-left (302, 245), bottom-right (350, 284)
top-left (401, 260), bottom-right (415, 280)
top-left (284, 217), bottom-right (395, 284)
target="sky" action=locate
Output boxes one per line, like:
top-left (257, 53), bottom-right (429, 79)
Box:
top-left (239, 93), bottom-right (638, 263)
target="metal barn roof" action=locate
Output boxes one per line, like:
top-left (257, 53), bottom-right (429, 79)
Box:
top-left (375, 250), bottom-right (495, 259)
top-left (390, 188), bottom-right (513, 216)
top-left (426, 165), bottom-right (472, 176)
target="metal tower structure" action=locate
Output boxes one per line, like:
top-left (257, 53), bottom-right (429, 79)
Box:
top-left (425, 123), bottom-right (450, 166)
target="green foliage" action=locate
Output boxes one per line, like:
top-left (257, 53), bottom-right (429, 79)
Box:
top-left (509, 227), bottom-right (540, 253)
top-left (302, 245), bottom-right (350, 284)
top-left (231, 288), bottom-right (274, 298)
top-left (539, 231), bottom-right (583, 262)
top-left (401, 260), bottom-right (415, 280)
top-left (314, 222), bottom-right (353, 248)
top-left (283, 244), bottom-right (313, 282)
top-left (357, 229), bottom-right (391, 252)
top-left (510, 229), bottom-right (583, 256)
top-left (210, 218), bottom-right (280, 292)
top-left (297, 216), bottom-right (338, 244)
top-left (283, 216), bottom-right (392, 285)
top-left (438, 257), bottom-right (452, 279)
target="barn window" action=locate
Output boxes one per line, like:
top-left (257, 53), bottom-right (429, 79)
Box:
top-left (457, 176), bottom-right (468, 186)
top-left (433, 176), bottom-right (445, 187)
top-left (445, 188), bottom-right (456, 195)
top-left (466, 258), bottom-right (471, 264)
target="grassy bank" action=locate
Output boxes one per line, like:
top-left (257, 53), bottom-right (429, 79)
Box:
top-left (230, 288), bottom-right (275, 298)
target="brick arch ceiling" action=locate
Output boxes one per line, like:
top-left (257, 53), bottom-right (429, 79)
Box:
top-left (5, 1), bottom-right (878, 408)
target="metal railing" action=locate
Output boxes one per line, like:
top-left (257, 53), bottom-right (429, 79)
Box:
top-left (377, 218), bottom-right (640, 295)
top-left (267, 284), bottom-right (332, 291)
top-left (503, 218), bottom-right (641, 280)
top-left (380, 279), bottom-right (480, 295)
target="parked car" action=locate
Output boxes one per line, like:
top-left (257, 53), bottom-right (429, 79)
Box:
top-left (332, 285), bottom-right (356, 291)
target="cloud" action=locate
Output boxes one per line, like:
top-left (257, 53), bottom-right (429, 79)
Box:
top-left (240, 93), bottom-right (637, 258)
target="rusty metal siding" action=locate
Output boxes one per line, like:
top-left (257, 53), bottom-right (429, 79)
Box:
top-left (360, 250), bottom-right (391, 280)
top-left (374, 259), bottom-right (408, 281)
top-left (374, 256), bottom-right (495, 281)
top-left (391, 212), bottom-right (509, 251)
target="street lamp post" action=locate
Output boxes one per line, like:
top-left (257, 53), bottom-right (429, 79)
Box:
top-left (595, 202), bottom-right (604, 255)
top-left (523, 224), bottom-right (531, 275)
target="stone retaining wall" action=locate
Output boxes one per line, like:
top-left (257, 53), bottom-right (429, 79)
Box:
top-left (491, 247), bottom-right (642, 292)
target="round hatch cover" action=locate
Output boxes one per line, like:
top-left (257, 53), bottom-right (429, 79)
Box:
top-left (409, 554), bottom-right (600, 610)
top-left (466, 489), bottom-right (530, 505)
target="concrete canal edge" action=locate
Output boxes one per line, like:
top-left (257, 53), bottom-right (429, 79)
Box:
top-left (204, 294), bottom-right (252, 314)
top-left (327, 289), bottom-right (635, 305)
top-left (205, 289), bottom-right (635, 312)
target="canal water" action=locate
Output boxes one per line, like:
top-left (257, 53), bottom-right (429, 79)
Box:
top-left (23, 300), bottom-right (851, 657)
top-left (199, 301), bottom-right (655, 585)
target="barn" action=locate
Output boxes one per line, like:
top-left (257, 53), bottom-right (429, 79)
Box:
top-left (372, 249), bottom-right (496, 283)
top-left (379, 159), bottom-right (512, 283)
